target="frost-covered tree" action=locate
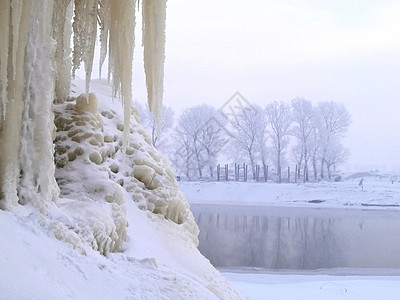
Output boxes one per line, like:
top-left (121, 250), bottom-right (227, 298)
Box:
top-left (265, 101), bottom-right (292, 183)
top-left (173, 123), bottom-right (196, 180)
top-left (317, 101), bottom-right (351, 179)
top-left (291, 98), bottom-right (316, 182)
top-left (173, 105), bottom-right (227, 179)
top-left (137, 102), bottom-right (175, 152)
top-left (229, 105), bottom-right (265, 179)
top-left (324, 139), bottom-right (350, 180)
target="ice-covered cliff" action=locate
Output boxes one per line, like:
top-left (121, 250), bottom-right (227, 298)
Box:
top-left (0, 1), bottom-right (244, 298)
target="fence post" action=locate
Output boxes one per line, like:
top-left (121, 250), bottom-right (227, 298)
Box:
top-left (288, 166), bottom-right (290, 183)
top-left (225, 164), bottom-right (229, 181)
top-left (217, 164), bottom-right (220, 181)
top-left (234, 163), bottom-right (237, 181)
top-left (256, 165), bottom-right (260, 181)
top-left (295, 165), bottom-right (298, 183)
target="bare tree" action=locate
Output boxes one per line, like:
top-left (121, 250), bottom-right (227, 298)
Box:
top-left (198, 109), bottom-right (228, 178)
top-left (137, 102), bottom-right (175, 150)
top-left (173, 105), bottom-right (227, 179)
top-left (266, 101), bottom-right (292, 183)
top-left (323, 139), bottom-right (350, 180)
top-left (317, 101), bottom-right (351, 179)
top-left (291, 98), bottom-right (316, 182)
top-left (309, 126), bottom-right (322, 180)
top-left (173, 125), bottom-right (195, 180)
top-left (229, 105), bottom-right (265, 179)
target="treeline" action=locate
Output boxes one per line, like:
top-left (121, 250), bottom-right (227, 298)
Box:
top-left (137, 97), bottom-right (351, 182)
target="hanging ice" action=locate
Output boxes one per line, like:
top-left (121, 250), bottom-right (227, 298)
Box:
top-left (142, 0), bottom-right (167, 138)
top-left (52, 0), bottom-right (73, 102)
top-left (72, 0), bottom-right (99, 96)
top-left (0, 1), bottom-right (35, 207)
top-left (108, 0), bottom-right (136, 155)
top-left (0, 1), bottom-right (10, 120)
top-left (0, 0), bottom-right (193, 256)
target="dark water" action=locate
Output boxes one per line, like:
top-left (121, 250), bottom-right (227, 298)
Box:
top-left (191, 204), bottom-right (400, 269)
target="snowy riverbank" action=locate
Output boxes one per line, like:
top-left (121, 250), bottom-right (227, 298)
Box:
top-left (179, 175), bottom-right (400, 209)
top-left (181, 178), bottom-right (400, 299)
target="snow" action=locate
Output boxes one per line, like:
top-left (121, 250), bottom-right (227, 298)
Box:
top-left (179, 176), bottom-right (400, 209)
top-left (0, 78), bottom-right (244, 299)
top-left (180, 176), bottom-right (400, 299)
top-left (1, 2), bottom-right (399, 299)
top-left (223, 270), bottom-right (400, 300)
top-left (0, 206), bottom-right (240, 300)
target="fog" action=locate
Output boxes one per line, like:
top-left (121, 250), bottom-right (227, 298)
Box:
top-left (147, 0), bottom-right (400, 171)
top-left (192, 204), bottom-right (400, 270)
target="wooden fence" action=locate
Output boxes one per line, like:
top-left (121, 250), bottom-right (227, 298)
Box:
top-left (216, 163), bottom-right (305, 183)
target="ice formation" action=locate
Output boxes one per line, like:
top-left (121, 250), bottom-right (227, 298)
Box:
top-left (52, 0), bottom-right (73, 102)
top-left (0, 1), bottom-right (54, 210)
top-left (0, 0), bottom-right (198, 255)
top-left (0, 1), bottom-right (243, 298)
top-left (142, 0), bottom-right (166, 137)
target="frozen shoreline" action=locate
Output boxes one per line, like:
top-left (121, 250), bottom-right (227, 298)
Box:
top-left (222, 270), bottom-right (400, 300)
top-left (179, 180), bottom-right (400, 210)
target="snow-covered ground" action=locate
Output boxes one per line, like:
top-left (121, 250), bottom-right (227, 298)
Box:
top-left (0, 78), bottom-right (243, 300)
top-left (2, 75), bottom-right (399, 299)
top-left (223, 270), bottom-right (400, 300)
top-left (0, 201), bottom-right (240, 299)
top-left (179, 175), bottom-right (400, 209)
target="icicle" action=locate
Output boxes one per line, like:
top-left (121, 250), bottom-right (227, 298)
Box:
top-left (142, 0), bottom-right (166, 138)
top-left (18, 0), bottom-right (59, 210)
top-left (72, 0), bottom-right (99, 96)
top-left (98, 0), bottom-right (111, 79)
top-left (83, 0), bottom-right (98, 96)
top-left (0, 1), bottom-right (33, 206)
top-left (0, 1), bottom-right (10, 121)
top-left (109, 0), bottom-right (136, 154)
top-left (11, 0), bottom-right (22, 80)
top-left (52, 0), bottom-right (73, 103)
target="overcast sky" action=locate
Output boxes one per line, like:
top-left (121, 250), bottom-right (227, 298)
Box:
top-left (132, 0), bottom-right (400, 171)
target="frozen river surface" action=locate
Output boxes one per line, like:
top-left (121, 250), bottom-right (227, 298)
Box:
top-left (191, 204), bottom-right (400, 269)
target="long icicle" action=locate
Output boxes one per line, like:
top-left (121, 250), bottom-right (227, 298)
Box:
top-left (109, 0), bottom-right (136, 155)
top-left (98, 0), bottom-right (111, 79)
top-left (0, 1), bottom-right (10, 121)
top-left (142, 0), bottom-right (167, 139)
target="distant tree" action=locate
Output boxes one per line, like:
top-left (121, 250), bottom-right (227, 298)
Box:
top-left (137, 102), bottom-right (175, 150)
top-left (309, 126), bottom-right (322, 180)
top-left (291, 98), bottom-right (316, 182)
top-left (197, 108), bottom-right (228, 178)
top-left (323, 139), bottom-right (350, 180)
top-left (173, 123), bottom-right (195, 180)
top-left (317, 101), bottom-right (351, 179)
top-left (266, 101), bottom-right (292, 183)
top-left (173, 105), bottom-right (227, 179)
top-left (229, 105), bottom-right (265, 179)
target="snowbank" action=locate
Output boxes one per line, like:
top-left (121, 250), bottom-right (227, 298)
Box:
top-left (0, 78), bottom-right (244, 299)
top-left (179, 178), bottom-right (400, 209)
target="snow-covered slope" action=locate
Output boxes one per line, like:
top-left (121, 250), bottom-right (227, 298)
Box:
top-left (0, 207), bottom-right (239, 300)
top-left (0, 78), bottom-right (244, 299)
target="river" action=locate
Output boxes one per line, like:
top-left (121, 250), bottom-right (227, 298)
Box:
top-left (191, 204), bottom-right (400, 269)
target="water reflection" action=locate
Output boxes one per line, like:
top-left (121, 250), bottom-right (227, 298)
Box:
top-left (191, 204), bottom-right (400, 269)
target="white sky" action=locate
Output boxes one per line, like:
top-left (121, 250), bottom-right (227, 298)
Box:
top-left (131, 0), bottom-right (400, 171)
